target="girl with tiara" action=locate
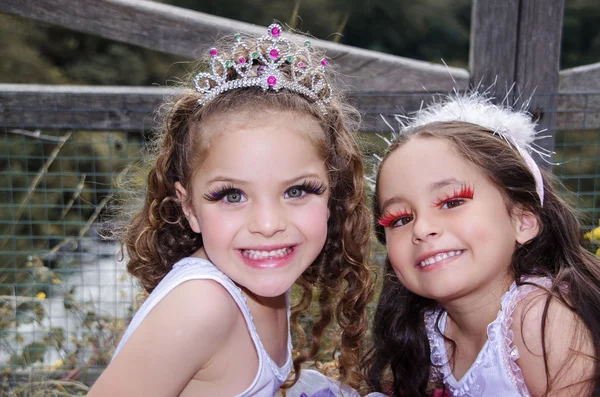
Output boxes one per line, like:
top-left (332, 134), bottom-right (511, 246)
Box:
top-left (87, 23), bottom-right (373, 397)
top-left (364, 94), bottom-right (600, 397)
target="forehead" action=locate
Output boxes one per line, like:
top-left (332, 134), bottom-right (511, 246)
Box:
top-left (194, 110), bottom-right (328, 182)
top-left (378, 137), bottom-right (480, 198)
top-left (199, 109), bottom-right (324, 149)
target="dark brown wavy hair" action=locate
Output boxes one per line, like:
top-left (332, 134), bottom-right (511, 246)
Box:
top-left (363, 121), bottom-right (600, 396)
top-left (121, 34), bottom-right (374, 389)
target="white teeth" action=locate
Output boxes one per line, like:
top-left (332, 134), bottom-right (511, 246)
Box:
top-left (419, 250), bottom-right (463, 268)
top-left (242, 248), bottom-right (292, 260)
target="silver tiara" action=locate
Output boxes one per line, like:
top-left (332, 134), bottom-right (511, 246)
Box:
top-left (193, 23), bottom-right (333, 113)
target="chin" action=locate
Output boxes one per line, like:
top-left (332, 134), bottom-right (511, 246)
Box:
top-left (250, 282), bottom-right (293, 299)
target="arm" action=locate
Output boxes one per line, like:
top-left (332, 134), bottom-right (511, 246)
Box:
top-left (512, 291), bottom-right (595, 397)
top-left (87, 279), bottom-right (239, 397)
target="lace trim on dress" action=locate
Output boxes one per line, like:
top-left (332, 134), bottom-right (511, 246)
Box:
top-left (426, 309), bottom-right (497, 397)
top-left (425, 277), bottom-right (552, 397)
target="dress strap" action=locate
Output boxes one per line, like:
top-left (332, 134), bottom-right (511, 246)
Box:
top-left (498, 277), bottom-right (552, 397)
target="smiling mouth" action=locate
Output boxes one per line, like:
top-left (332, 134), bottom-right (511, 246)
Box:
top-left (418, 250), bottom-right (464, 268)
top-left (240, 247), bottom-right (294, 260)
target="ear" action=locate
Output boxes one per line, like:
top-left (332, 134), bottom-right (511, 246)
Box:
top-left (174, 181), bottom-right (201, 234)
top-left (512, 207), bottom-right (540, 245)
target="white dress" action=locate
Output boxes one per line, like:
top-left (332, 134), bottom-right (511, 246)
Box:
top-left (425, 277), bottom-right (552, 397)
top-left (113, 257), bottom-right (292, 397)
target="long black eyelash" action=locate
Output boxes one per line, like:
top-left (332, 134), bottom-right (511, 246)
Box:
top-left (203, 184), bottom-right (239, 201)
top-left (298, 180), bottom-right (327, 195)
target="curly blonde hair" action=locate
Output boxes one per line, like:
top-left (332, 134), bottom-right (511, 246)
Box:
top-left (122, 33), bottom-right (374, 389)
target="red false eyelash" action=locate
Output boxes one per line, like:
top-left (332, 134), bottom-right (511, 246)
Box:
top-left (378, 210), bottom-right (411, 227)
top-left (433, 184), bottom-right (474, 206)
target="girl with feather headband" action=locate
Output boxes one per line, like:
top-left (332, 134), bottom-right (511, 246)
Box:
top-left (363, 93), bottom-right (600, 397)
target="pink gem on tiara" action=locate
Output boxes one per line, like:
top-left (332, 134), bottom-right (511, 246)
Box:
top-left (271, 26), bottom-right (281, 37)
top-left (269, 49), bottom-right (279, 59)
top-left (210, 48), bottom-right (217, 57)
top-left (321, 59), bottom-right (328, 66)
top-left (267, 76), bottom-right (277, 86)
top-left (239, 57), bottom-right (246, 64)
top-left (298, 61), bottom-right (306, 69)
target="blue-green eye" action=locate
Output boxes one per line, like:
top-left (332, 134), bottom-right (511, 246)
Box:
top-left (225, 191), bottom-right (243, 203)
top-left (285, 187), bottom-right (304, 198)
top-left (203, 186), bottom-right (246, 203)
top-left (284, 181), bottom-right (326, 199)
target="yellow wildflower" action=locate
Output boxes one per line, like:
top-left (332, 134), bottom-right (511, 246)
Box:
top-left (35, 292), bottom-right (46, 300)
top-left (596, 247), bottom-right (600, 258)
top-left (584, 221), bottom-right (600, 241)
top-left (50, 359), bottom-right (64, 369)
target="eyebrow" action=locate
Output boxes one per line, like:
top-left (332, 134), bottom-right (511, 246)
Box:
top-left (282, 173), bottom-right (325, 185)
top-left (379, 178), bottom-right (466, 212)
top-left (428, 178), bottom-right (465, 191)
top-left (207, 173), bottom-right (325, 186)
top-left (207, 176), bottom-right (246, 185)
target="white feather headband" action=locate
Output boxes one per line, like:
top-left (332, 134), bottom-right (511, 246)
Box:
top-left (384, 92), bottom-right (552, 205)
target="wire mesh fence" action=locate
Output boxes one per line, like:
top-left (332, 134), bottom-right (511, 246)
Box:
top-left (0, 89), bottom-right (599, 390)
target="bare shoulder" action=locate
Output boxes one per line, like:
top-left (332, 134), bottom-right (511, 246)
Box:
top-left (511, 285), bottom-right (595, 396)
top-left (158, 278), bottom-right (240, 326)
top-left (87, 279), bottom-right (241, 397)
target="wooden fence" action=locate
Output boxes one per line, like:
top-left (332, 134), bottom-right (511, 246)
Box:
top-left (1, 0), bottom-right (599, 149)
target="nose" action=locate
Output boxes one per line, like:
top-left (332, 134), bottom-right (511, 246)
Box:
top-left (411, 213), bottom-right (442, 244)
top-left (247, 198), bottom-right (286, 237)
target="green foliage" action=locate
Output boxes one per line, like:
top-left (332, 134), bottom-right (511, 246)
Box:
top-left (562, 0), bottom-right (600, 68)
top-left (0, 14), bottom-right (187, 85)
top-left (2, 0), bottom-right (599, 86)
top-left (0, 282), bottom-right (130, 393)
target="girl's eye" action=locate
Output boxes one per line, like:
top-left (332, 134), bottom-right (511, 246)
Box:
top-left (285, 187), bottom-right (305, 199)
top-left (378, 213), bottom-right (413, 228)
top-left (442, 199), bottom-right (464, 209)
top-left (393, 215), bottom-right (414, 227)
top-left (225, 190), bottom-right (244, 203)
top-left (203, 187), bottom-right (246, 203)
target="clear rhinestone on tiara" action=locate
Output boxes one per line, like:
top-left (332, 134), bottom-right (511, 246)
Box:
top-left (193, 23), bottom-right (333, 113)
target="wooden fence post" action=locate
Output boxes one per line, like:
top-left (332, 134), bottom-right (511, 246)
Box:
top-left (469, 0), bottom-right (520, 100)
top-left (470, 0), bottom-right (565, 164)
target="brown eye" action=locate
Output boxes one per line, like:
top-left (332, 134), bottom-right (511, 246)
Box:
top-left (393, 215), bottom-right (414, 227)
top-left (443, 199), bottom-right (464, 209)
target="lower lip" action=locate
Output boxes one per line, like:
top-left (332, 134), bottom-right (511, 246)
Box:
top-left (416, 251), bottom-right (464, 273)
top-left (238, 247), bottom-right (297, 269)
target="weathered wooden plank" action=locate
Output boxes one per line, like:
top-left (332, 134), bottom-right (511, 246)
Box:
top-left (514, 0), bottom-right (565, 158)
top-left (560, 62), bottom-right (600, 91)
top-left (2, 84), bottom-right (596, 133)
top-left (470, 0), bottom-right (565, 163)
top-left (0, 84), bottom-right (444, 132)
top-left (0, 85), bottom-right (174, 131)
top-left (0, 0), bottom-right (468, 92)
top-left (469, 0), bottom-right (520, 97)
top-left (557, 63), bottom-right (600, 131)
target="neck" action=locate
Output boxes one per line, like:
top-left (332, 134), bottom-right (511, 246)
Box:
top-left (441, 274), bottom-right (513, 345)
top-left (194, 246), bottom-right (287, 310)
top-left (242, 287), bottom-right (287, 310)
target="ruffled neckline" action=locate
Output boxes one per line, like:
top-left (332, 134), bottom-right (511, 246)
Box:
top-left (426, 278), bottom-right (550, 397)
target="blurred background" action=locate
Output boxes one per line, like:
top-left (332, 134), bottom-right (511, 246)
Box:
top-left (1, 0), bottom-right (599, 394)
top-left (2, 0), bottom-right (599, 85)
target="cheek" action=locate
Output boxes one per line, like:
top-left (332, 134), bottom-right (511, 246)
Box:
top-left (197, 209), bottom-right (240, 246)
top-left (385, 232), bottom-right (411, 278)
top-left (463, 213), bottom-right (514, 247)
top-left (292, 200), bottom-right (329, 243)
